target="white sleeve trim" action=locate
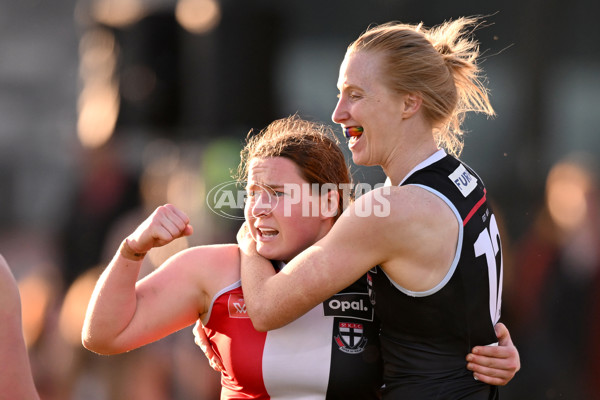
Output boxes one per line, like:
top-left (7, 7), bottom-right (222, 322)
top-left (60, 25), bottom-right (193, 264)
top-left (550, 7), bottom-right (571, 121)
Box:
top-left (201, 280), bottom-right (242, 325)
top-left (380, 183), bottom-right (463, 297)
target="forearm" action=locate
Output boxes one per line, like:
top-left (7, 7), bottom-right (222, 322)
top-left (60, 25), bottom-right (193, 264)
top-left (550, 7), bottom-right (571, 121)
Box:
top-left (239, 252), bottom-right (278, 331)
top-left (237, 216), bottom-right (373, 331)
top-left (1, 327), bottom-right (40, 400)
top-left (240, 247), bottom-right (340, 331)
top-left (82, 240), bottom-right (145, 354)
top-left (0, 261), bottom-right (40, 399)
top-left (1, 338), bottom-right (40, 399)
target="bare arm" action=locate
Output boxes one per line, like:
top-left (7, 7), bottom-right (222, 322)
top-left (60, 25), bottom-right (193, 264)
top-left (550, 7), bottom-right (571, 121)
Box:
top-left (193, 320), bottom-right (225, 373)
top-left (82, 204), bottom-right (224, 354)
top-left (239, 189), bottom-right (400, 331)
top-left (0, 255), bottom-right (40, 400)
top-left (466, 322), bottom-right (521, 385)
top-left (240, 183), bottom-right (521, 383)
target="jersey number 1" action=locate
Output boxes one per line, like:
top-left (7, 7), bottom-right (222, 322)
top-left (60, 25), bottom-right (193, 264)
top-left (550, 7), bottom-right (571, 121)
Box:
top-left (473, 214), bottom-right (503, 325)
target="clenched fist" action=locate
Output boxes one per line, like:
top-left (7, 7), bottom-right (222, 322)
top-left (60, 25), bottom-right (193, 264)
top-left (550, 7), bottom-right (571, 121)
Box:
top-left (126, 204), bottom-right (194, 255)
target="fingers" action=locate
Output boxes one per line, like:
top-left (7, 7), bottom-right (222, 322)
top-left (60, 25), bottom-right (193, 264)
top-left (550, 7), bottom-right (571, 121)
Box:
top-left (467, 350), bottom-right (517, 385)
top-left (147, 204), bottom-right (193, 245)
top-left (236, 222), bottom-right (250, 244)
top-left (156, 204), bottom-right (192, 238)
top-left (494, 322), bottom-right (515, 350)
top-left (494, 322), bottom-right (508, 342)
top-left (193, 320), bottom-right (224, 373)
top-left (208, 354), bottom-right (225, 373)
top-left (471, 344), bottom-right (505, 359)
top-left (466, 323), bottom-right (521, 386)
top-left (469, 370), bottom-right (511, 386)
top-left (467, 347), bottom-right (516, 370)
top-left (466, 354), bottom-right (506, 385)
top-left (491, 322), bottom-right (520, 374)
top-left (236, 222), bottom-right (260, 257)
top-left (128, 204), bottom-right (193, 252)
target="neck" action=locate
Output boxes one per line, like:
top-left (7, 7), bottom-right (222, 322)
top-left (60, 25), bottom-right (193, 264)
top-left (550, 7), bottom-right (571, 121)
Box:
top-left (381, 109), bottom-right (439, 185)
top-left (382, 134), bottom-right (438, 186)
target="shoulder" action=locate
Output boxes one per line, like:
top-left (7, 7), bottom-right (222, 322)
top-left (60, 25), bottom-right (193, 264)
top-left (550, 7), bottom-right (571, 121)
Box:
top-left (336, 185), bottom-right (457, 257)
top-left (347, 185), bottom-right (454, 229)
top-left (316, 186), bottom-right (420, 267)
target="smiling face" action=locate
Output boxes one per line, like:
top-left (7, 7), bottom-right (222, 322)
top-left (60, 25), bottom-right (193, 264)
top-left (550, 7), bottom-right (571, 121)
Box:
top-left (244, 156), bottom-right (333, 263)
top-left (332, 51), bottom-right (407, 168)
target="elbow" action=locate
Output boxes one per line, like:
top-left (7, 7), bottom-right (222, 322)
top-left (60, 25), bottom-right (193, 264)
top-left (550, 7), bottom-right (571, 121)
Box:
top-left (81, 338), bottom-right (120, 356)
top-left (81, 333), bottom-right (106, 355)
top-left (247, 310), bottom-right (284, 332)
top-left (81, 337), bottom-right (98, 353)
top-left (250, 320), bottom-right (270, 332)
top-left (81, 321), bottom-right (100, 353)
top-left (81, 328), bottom-right (120, 355)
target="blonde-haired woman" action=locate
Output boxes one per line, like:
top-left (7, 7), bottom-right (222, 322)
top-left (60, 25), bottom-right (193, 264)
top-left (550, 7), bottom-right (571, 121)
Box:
top-left (239, 17), bottom-right (519, 399)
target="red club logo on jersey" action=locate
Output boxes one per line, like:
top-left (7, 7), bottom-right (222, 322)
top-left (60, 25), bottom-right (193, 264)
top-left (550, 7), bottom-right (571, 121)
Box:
top-left (334, 322), bottom-right (368, 354)
top-left (228, 293), bottom-right (249, 318)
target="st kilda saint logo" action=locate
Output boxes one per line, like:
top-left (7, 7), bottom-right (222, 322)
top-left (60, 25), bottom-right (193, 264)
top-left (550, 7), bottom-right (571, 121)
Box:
top-left (334, 322), bottom-right (368, 354)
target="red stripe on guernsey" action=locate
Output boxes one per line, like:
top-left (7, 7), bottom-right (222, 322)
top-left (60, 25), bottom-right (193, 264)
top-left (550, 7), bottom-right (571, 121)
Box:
top-left (204, 284), bottom-right (270, 399)
top-left (463, 189), bottom-right (486, 227)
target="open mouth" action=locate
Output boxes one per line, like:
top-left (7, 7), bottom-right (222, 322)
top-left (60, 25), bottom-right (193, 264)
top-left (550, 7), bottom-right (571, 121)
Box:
top-left (257, 227), bottom-right (279, 238)
top-left (343, 126), bottom-right (363, 139)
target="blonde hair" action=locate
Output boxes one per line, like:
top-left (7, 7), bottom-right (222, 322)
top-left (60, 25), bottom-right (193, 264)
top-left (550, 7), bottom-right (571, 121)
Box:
top-left (347, 17), bottom-right (495, 156)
